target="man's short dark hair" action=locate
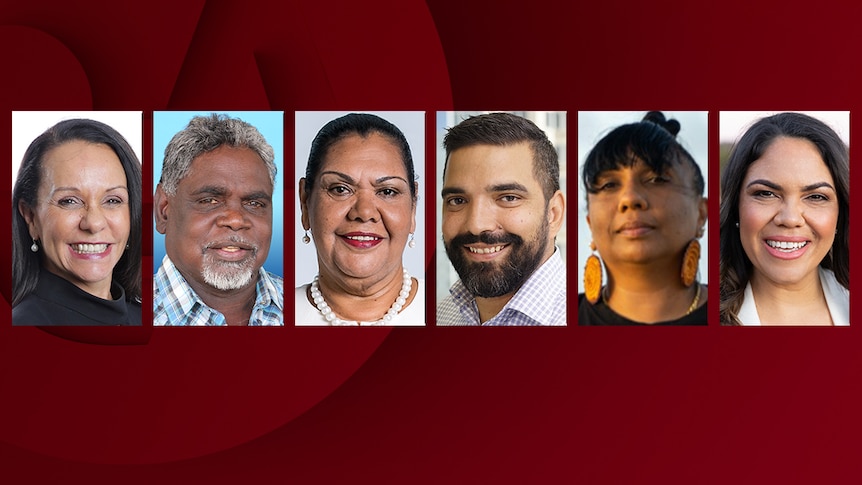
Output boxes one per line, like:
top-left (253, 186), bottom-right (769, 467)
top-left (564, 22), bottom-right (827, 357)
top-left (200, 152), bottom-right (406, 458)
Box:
top-left (442, 112), bottom-right (560, 200)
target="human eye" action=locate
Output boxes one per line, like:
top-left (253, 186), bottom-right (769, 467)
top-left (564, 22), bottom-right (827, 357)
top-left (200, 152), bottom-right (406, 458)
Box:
top-left (378, 187), bottom-right (401, 198)
top-left (806, 193), bottom-right (830, 202)
top-left (645, 172), bottom-right (671, 185)
top-left (752, 190), bottom-right (776, 199)
top-left (104, 195), bottom-right (126, 206)
top-left (244, 199), bottom-right (268, 209)
top-left (56, 196), bottom-right (82, 208)
top-left (327, 185), bottom-right (353, 197)
top-left (445, 196), bottom-right (467, 207)
top-left (498, 194), bottom-right (522, 206)
top-left (592, 177), bottom-right (618, 192)
top-left (197, 197), bottom-right (220, 206)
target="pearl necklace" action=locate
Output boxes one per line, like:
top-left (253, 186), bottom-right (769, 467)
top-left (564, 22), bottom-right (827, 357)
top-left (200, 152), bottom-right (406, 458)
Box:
top-left (311, 269), bottom-right (413, 326)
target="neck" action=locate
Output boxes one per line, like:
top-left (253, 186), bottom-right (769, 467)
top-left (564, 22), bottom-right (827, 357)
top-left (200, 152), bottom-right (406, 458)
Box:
top-left (187, 276), bottom-right (258, 326)
top-left (474, 247), bottom-right (556, 323)
top-left (45, 266), bottom-right (113, 300)
top-left (315, 266), bottom-right (416, 323)
top-left (604, 264), bottom-right (702, 324)
top-left (475, 292), bottom-right (515, 324)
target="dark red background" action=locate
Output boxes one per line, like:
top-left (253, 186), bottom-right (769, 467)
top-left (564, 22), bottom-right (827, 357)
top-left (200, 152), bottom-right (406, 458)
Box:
top-left (1, 0), bottom-right (860, 483)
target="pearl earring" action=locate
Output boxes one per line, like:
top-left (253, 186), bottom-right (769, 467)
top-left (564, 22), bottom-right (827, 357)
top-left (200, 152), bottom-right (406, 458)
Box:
top-left (408, 233), bottom-right (416, 248)
top-left (302, 230), bottom-right (311, 244)
top-left (30, 239), bottom-right (38, 252)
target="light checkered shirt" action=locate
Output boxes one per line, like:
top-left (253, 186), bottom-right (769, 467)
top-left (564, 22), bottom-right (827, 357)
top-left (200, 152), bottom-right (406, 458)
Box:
top-left (154, 256), bottom-right (284, 326)
top-left (436, 248), bottom-right (567, 326)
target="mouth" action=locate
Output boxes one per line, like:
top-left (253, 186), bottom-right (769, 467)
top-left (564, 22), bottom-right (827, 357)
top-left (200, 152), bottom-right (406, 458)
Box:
top-left (340, 232), bottom-right (384, 248)
top-left (205, 241), bottom-right (256, 261)
top-left (765, 240), bottom-right (809, 252)
top-left (464, 243), bottom-right (509, 261)
top-left (467, 245), bottom-right (506, 254)
top-left (762, 238), bottom-right (810, 260)
top-left (616, 222), bottom-right (655, 237)
top-left (71, 243), bottom-right (109, 254)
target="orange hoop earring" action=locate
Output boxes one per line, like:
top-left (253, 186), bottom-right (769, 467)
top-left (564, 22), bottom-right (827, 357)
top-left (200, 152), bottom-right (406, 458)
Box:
top-left (584, 241), bottom-right (603, 304)
top-left (680, 239), bottom-right (700, 287)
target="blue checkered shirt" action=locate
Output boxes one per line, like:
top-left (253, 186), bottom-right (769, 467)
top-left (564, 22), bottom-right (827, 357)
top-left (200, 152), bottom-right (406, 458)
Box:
top-left (436, 248), bottom-right (567, 326)
top-left (154, 256), bottom-right (284, 326)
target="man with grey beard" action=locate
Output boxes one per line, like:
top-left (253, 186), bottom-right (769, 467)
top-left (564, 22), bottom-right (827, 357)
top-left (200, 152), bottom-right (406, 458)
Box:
top-left (153, 114), bottom-right (283, 326)
top-left (437, 113), bottom-right (566, 326)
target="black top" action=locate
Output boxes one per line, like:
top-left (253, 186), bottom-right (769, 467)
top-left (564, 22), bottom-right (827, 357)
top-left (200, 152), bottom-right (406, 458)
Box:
top-left (12, 269), bottom-right (142, 326)
top-left (578, 292), bottom-right (707, 326)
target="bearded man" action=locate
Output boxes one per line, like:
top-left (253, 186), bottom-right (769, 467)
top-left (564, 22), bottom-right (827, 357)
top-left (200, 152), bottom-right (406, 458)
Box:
top-left (154, 113), bottom-right (283, 326)
top-left (437, 112), bottom-right (566, 326)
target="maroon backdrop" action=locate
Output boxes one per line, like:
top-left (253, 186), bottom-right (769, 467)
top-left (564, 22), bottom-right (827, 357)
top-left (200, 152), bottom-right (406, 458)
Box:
top-left (1, 0), bottom-right (860, 483)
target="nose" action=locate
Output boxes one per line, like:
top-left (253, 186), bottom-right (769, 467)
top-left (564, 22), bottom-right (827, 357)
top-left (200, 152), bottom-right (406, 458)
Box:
top-left (464, 199), bottom-right (499, 235)
top-left (347, 189), bottom-right (380, 223)
top-left (618, 180), bottom-right (648, 212)
top-left (773, 199), bottom-right (805, 227)
top-left (216, 200), bottom-right (251, 230)
top-left (79, 205), bottom-right (107, 233)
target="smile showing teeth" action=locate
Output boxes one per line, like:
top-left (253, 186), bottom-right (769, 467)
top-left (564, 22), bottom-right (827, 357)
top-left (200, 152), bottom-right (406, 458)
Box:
top-left (468, 245), bottom-right (504, 254)
top-left (71, 243), bottom-right (108, 254)
top-left (221, 246), bottom-right (241, 252)
top-left (345, 235), bottom-right (380, 241)
top-left (767, 240), bottom-right (808, 252)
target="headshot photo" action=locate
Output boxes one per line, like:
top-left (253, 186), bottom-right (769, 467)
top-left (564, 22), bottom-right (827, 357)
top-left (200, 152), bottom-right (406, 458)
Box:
top-left (436, 111), bottom-right (567, 326)
top-left (295, 111), bottom-right (425, 326)
top-left (152, 111), bottom-right (284, 326)
top-left (577, 111), bottom-right (708, 326)
top-left (719, 111), bottom-right (849, 326)
top-left (11, 111), bottom-right (143, 326)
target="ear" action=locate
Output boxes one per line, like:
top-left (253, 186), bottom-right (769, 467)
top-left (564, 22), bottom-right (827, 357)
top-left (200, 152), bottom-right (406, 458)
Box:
top-left (18, 199), bottom-right (39, 240)
top-left (299, 178), bottom-right (310, 230)
top-left (697, 196), bottom-right (708, 236)
top-left (154, 184), bottom-right (170, 235)
top-left (547, 190), bottom-right (566, 239)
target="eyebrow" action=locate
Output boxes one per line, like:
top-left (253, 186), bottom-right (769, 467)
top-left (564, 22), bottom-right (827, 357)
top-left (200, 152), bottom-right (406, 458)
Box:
top-left (243, 191), bottom-right (272, 201)
top-left (320, 171), bottom-right (409, 186)
top-left (441, 182), bottom-right (530, 198)
top-left (488, 182), bottom-right (529, 193)
top-left (746, 179), bottom-right (835, 192)
top-left (190, 185), bottom-right (228, 196)
top-left (52, 186), bottom-right (128, 194)
top-left (441, 186), bottom-right (465, 197)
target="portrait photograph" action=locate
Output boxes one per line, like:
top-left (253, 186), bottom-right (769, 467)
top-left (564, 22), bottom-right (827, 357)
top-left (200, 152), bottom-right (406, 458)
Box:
top-left (577, 111), bottom-right (708, 326)
top-left (436, 111), bottom-right (567, 326)
top-left (11, 111), bottom-right (143, 326)
top-left (294, 111), bottom-right (426, 326)
top-left (152, 111), bottom-right (284, 326)
top-left (718, 111), bottom-right (849, 326)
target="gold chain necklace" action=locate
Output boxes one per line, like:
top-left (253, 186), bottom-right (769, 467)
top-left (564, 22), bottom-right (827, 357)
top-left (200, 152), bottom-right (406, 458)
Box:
top-left (602, 284), bottom-right (701, 316)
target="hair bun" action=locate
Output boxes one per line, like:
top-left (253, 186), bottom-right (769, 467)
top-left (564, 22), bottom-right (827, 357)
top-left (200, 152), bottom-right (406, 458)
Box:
top-left (643, 111), bottom-right (681, 137)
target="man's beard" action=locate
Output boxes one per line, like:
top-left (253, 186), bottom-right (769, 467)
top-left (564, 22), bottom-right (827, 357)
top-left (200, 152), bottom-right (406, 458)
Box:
top-left (444, 220), bottom-right (549, 298)
top-left (201, 242), bottom-right (259, 291)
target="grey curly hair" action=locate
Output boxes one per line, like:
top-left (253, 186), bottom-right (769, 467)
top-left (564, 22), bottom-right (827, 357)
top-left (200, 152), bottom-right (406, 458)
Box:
top-left (159, 113), bottom-right (276, 195)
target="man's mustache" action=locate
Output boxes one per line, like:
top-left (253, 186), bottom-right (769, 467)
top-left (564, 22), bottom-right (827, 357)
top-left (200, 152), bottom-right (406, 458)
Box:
top-left (448, 231), bottom-right (523, 248)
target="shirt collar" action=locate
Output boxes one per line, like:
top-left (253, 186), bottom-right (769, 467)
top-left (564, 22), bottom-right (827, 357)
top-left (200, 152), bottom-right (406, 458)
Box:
top-left (448, 247), bottom-right (565, 325)
top-left (156, 255), bottom-right (283, 317)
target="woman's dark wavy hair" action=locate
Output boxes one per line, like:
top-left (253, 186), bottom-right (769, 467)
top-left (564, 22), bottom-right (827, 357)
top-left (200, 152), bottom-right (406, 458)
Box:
top-left (305, 113), bottom-right (416, 201)
top-left (719, 112), bottom-right (849, 325)
top-left (12, 118), bottom-right (143, 306)
top-left (582, 111), bottom-right (705, 198)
